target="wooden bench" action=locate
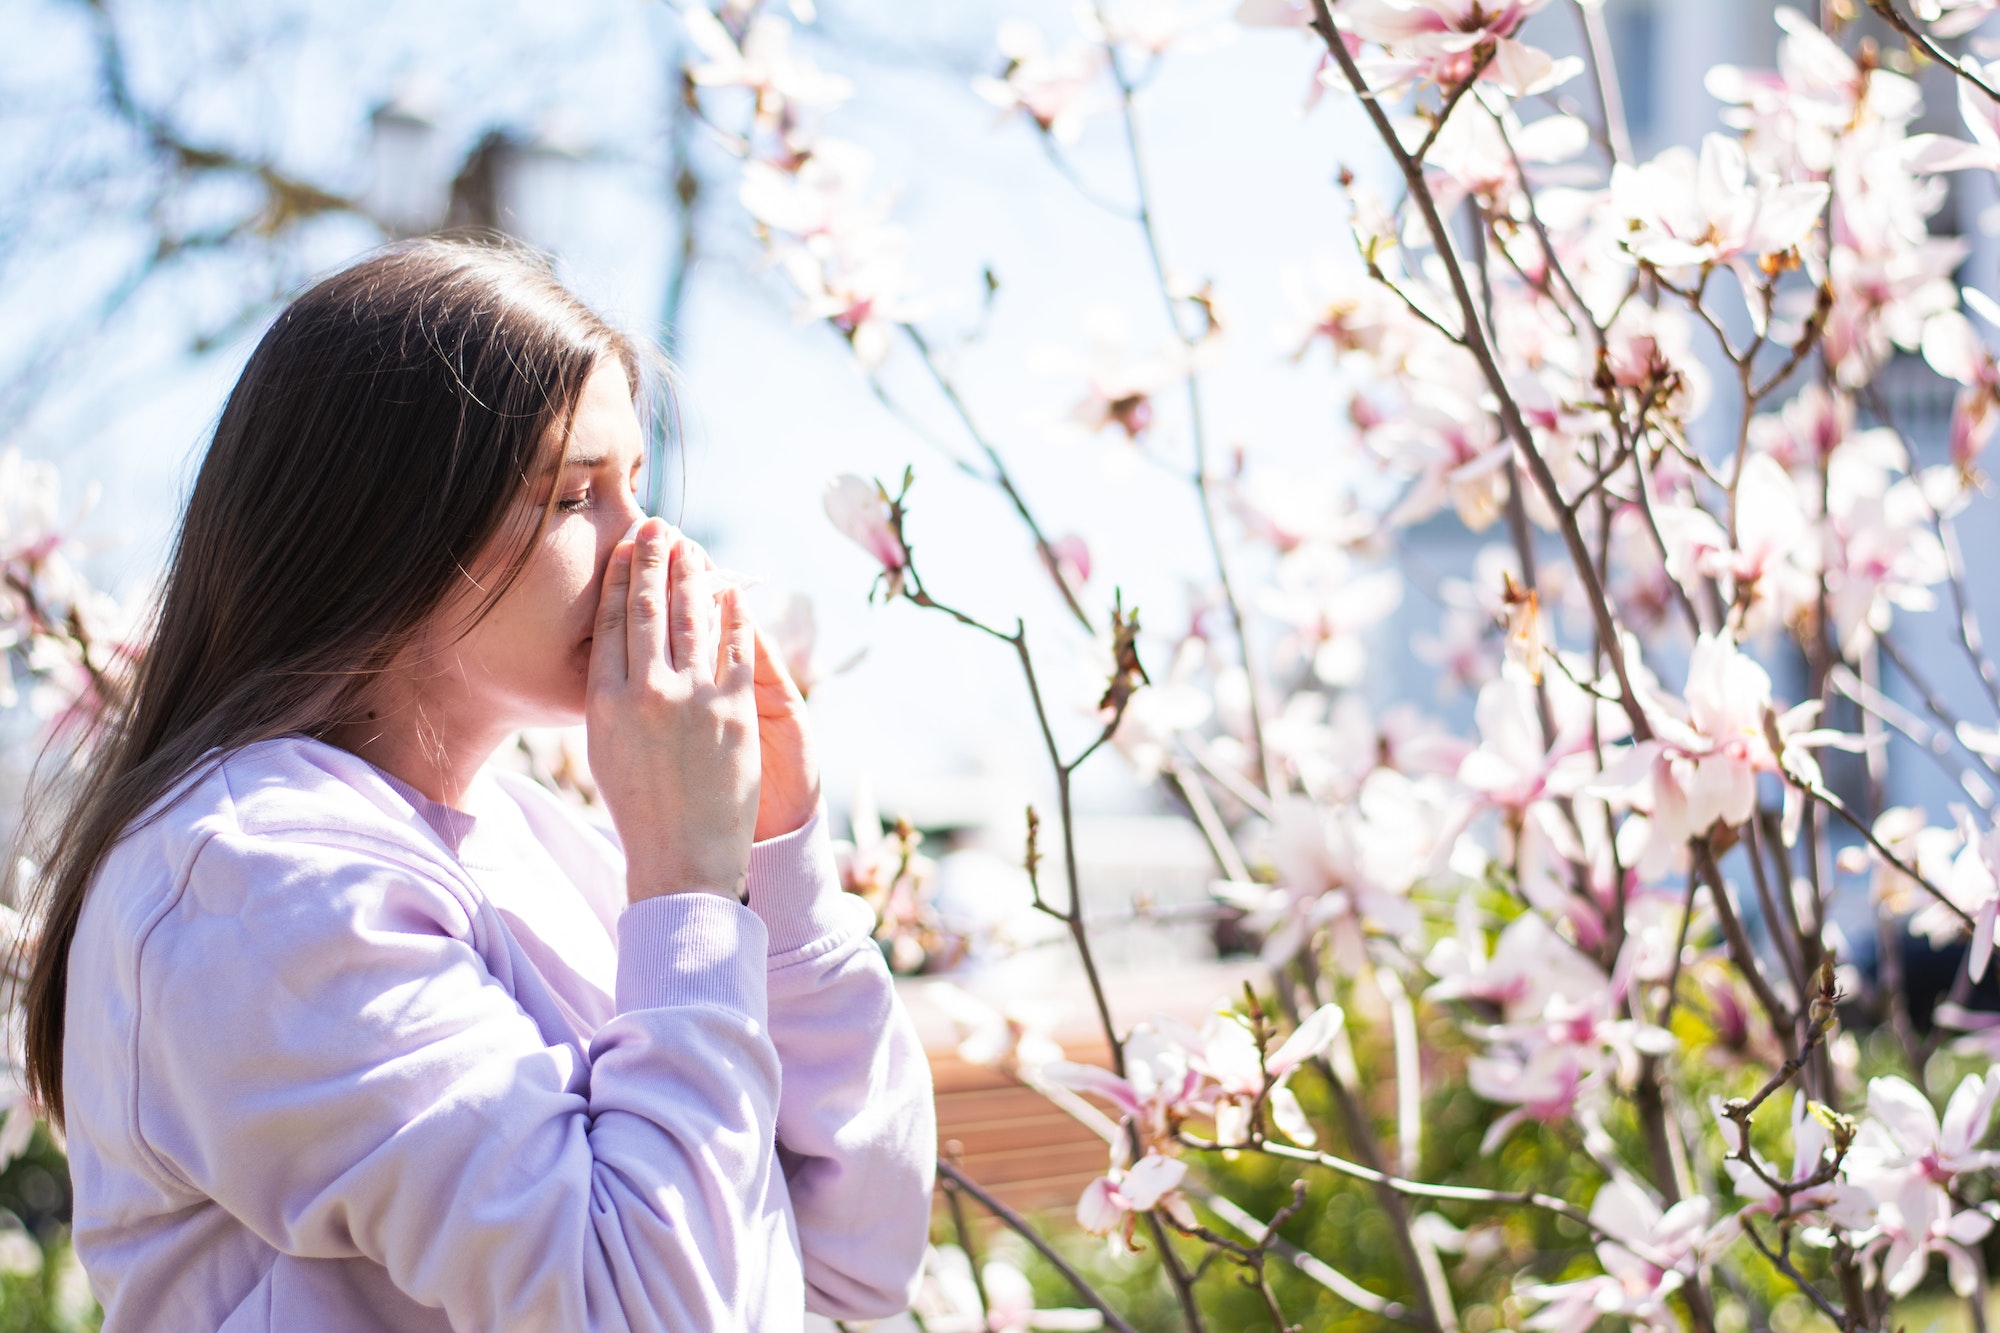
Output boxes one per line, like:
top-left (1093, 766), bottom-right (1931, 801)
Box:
top-left (900, 957), bottom-right (1264, 1221)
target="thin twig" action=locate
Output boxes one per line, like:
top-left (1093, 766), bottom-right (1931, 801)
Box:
top-left (1865, 0), bottom-right (2000, 102)
top-left (937, 1161), bottom-right (1143, 1333)
top-left (1306, 0), bottom-right (1652, 744)
top-left (1095, 6), bottom-right (1283, 802)
top-left (902, 325), bottom-right (1096, 631)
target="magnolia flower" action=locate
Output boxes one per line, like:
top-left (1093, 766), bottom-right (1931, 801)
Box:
top-left (1847, 1075), bottom-right (2000, 1299)
top-left (1426, 910), bottom-right (1608, 1025)
top-left (1521, 1179), bottom-right (1721, 1333)
top-left (1228, 467), bottom-right (1384, 556)
top-left (682, 9), bottom-right (853, 129)
top-left (1749, 382), bottom-right (1853, 467)
top-left (1276, 253), bottom-right (1430, 367)
top-left (925, 982), bottom-right (1066, 1075)
top-left (1846, 1076), bottom-right (2000, 1292)
top-left (1845, 808), bottom-right (2000, 968)
top-left (1456, 669), bottom-right (1594, 815)
top-left (1196, 1002), bottom-right (1345, 1147)
top-left (1915, 0), bottom-right (2000, 33)
top-left (1375, 390), bottom-right (1510, 531)
top-left (1255, 543), bottom-right (1402, 687)
top-left (1609, 134), bottom-right (1828, 333)
top-left (823, 474), bottom-right (906, 594)
top-left (1045, 999), bottom-right (1342, 1156)
top-left (1420, 97), bottom-right (1589, 213)
top-left (832, 783), bottom-right (956, 973)
top-left (1820, 433), bottom-right (1951, 656)
top-left (1268, 693), bottom-right (1468, 807)
top-left (1044, 1022), bottom-right (1204, 1157)
top-left (914, 1245), bottom-right (1104, 1332)
top-left (740, 138), bottom-right (888, 243)
top-left (1031, 306), bottom-right (1195, 451)
top-left (777, 225), bottom-right (927, 368)
top-left (972, 22), bottom-right (1109, 145)
top-left (761, 592), bottom-right (859, 701)
top-left (1076, 1152), bottom-right (1198, 1247)
top-left (1708, 7), bottom-right (1916, 179)
top-left (1651, 455), bottom-right (1816, 636)
top-left (1921, 294), bottom-right (2000, 473)
top-left (1465, 965), bottom-right (1673, 1151)
top-left (1223, 789), bottom-right (1431, 970)
top-left (1822, 231), bottom-right (1966, 388)
top-left (1333, 0), bottom-right (1582, 99)
top-left (1849, 1072), bottom-right (2000, 1185)
top-left (1575, 305), bottom-right (1714, 441)
top-left (744, 141), bottom-right (930, 366)
top-left (1467, 1038), bottom-right (1595, 1150)
top-left (1937, 1001), bottom-right (2000, 1063)
top-left (1867, 1175), bottom-right (1996, 1297)
top-left (0, 449), bottom-right (127, 721)
top-left (1604, 633), bottom-right (1845, 870)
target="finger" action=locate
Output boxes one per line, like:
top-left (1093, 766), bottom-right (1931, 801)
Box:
top-left (721, 587), bottom-right (755, 688)
top-left (667, 536), bottom-right (713, 678)
top-left (589, 540), bottom-right (635, 690)
top-left (751, 625), bottom-right (805, 707)
top-left (688, 541), bottom-right (722, 673)
top-left (626, 518), bottom-right (671, 681)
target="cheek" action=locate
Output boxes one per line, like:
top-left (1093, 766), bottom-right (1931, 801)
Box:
top-left (543, 528), bottom-right (602, 634)
top-left (487, 528), bottom-right (600, 651)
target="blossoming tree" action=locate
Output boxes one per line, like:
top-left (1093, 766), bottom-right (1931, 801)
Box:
top-left (687, 0), bottom-right (2000, 1327)
top-left (20, 0), bottom-right (2000, 1327)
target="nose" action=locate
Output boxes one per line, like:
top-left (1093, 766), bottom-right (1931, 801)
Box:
top-left (606, 488), bottom-right (648, 550)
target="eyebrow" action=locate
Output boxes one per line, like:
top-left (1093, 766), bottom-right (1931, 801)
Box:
top-left (562, 453), bottom-right (606, 468)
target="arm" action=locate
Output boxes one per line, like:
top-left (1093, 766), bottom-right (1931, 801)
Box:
top-left (136, 829), bottom-right (792, 1333)
top-left (746, 809), bottom-right (937, 1320)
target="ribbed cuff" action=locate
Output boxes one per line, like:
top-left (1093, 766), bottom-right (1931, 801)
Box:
top-left (745, 804), bottom-right (866, 956)
top-left (615, 892), bottom-right (768, 1023)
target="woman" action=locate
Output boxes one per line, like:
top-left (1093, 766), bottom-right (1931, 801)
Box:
top-left (14, 237), bottom-right (935, 1330)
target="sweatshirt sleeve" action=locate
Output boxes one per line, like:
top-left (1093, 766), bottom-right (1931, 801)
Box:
top-left (132, 828), bottom-right (788, 1333)
top-left (744, 809), bottom-right (936, 1320)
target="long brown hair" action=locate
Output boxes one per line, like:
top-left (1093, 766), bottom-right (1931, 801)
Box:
top-left (13, 235), bottom-right (660, 1121)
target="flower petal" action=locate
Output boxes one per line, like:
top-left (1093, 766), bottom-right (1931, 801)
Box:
top-left (1119, 1153), bottom-right (1188, 1211)
top-left (1268, 1002), bottom-right (1347, 1077)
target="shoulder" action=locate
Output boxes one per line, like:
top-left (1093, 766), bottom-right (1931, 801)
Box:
top-left (66, 737), bottom-right (487, 1176)
top-left (82, 736), bottom-right (479, 965)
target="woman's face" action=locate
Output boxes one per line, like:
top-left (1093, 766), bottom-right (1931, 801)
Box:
top-left (434, 360), bottom-right (648, 732)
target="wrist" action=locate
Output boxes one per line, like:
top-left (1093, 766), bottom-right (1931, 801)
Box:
top-left (625, 860), bottom-right (748, 905)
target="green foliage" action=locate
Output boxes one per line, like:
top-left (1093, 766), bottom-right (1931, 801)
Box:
top-left (0, 1247), bottom-right (98, 1333)
top-left (0, 1132), bottom-right (95, 1332)
top-left (994, 971), bottom-right (1997, 1333)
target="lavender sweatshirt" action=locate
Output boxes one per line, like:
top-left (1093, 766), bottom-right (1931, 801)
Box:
top-left (61, 735), bottom-right (936, 1331)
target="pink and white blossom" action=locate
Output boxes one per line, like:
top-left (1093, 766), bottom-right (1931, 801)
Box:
top-left (683, 8), bottom-right (853, 129)
top-left (1075, 1152), bottom-right (1198, 1247)
top-left (972, 22), bottom-right (1109, 145)
top-left (1521, 1178), bottom-right (1721, 1332)
top-left (823, 474), bottom-right (907, 592)
top-left (1331, 0), bottom-right (1582, 99)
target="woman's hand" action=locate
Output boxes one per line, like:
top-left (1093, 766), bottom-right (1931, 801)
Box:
top-left (669, 542), bottom-right (819, 841)
top-left (751, 624), bottom-right (820, 841)
top-left (585, 519), bottom-right (760, 903)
